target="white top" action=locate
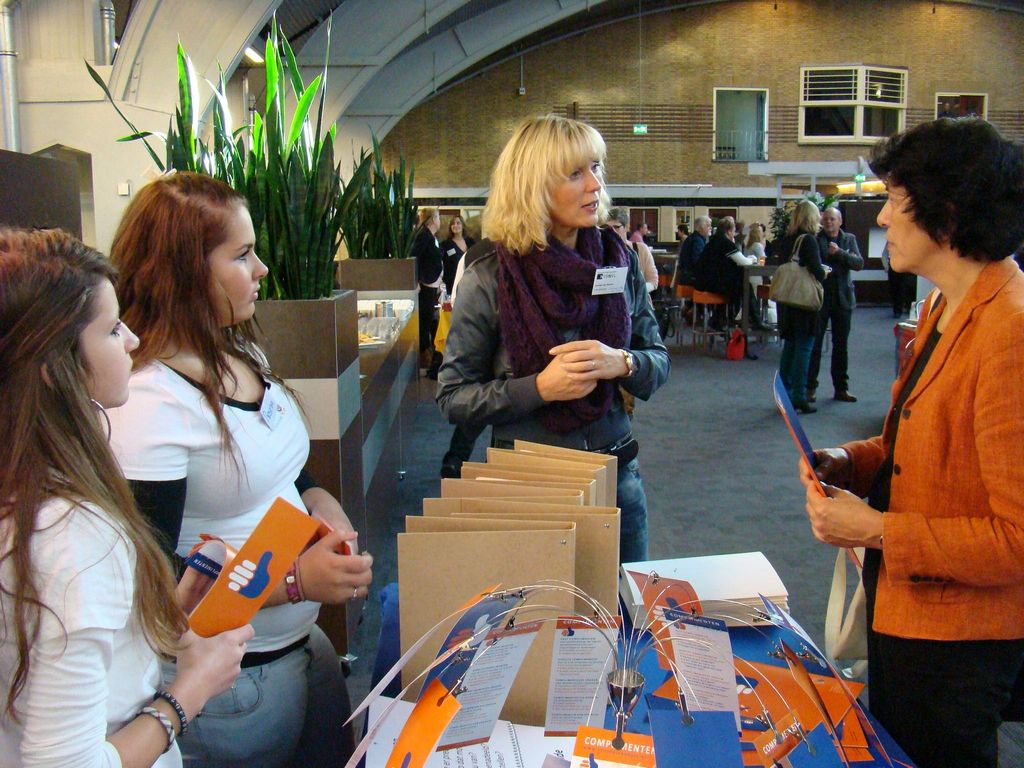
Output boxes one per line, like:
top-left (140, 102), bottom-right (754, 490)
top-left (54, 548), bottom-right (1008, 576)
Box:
top-left (728, 246), bottom-right (758, 266)
top-left (634, 241), bottom-right (659, 292)
top-left (0, 499), bottom-right (181, 768)
top-left (108, 362), bottom-right (319, 652)
top-left (745, 242), bottom-right (766, 262)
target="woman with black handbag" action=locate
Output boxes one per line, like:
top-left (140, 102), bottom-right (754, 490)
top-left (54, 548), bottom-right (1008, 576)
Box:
top-left (775, 200), bottom-right (826, 413)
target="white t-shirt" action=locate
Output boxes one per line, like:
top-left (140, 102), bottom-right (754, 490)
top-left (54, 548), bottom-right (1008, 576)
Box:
top-left (0, 498), bottom-right (180, 768)
top-left (107, 362), bottom-right (319, 652)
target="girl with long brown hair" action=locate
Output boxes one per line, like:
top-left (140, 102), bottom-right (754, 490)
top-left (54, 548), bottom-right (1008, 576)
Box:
top-left (106, 172), bottom-right (372, 768)
top-left (0, 228), bottom-right (251, 767)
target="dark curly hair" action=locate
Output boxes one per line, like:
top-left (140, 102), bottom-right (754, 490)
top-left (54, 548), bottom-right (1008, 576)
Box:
top-left (870, 118), bottom-right (1024, 261)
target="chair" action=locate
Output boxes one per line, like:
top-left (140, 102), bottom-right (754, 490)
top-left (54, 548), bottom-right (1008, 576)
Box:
top-left (660, 283), bottom-right (694, 346)
top-left (691, 290), bottom-right (729, 352)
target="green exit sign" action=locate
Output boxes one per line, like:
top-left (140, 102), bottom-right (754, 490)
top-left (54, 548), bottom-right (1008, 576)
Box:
top-left (633, 123), bottom-right (648, 135)
top-left (854, 173), bottom-right (867, 182)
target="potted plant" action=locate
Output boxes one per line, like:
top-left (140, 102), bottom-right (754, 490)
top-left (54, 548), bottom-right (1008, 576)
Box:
top-left (335, 135), bottom-right (418, 291)
top-left (87, 24), bottom-right (423, 647)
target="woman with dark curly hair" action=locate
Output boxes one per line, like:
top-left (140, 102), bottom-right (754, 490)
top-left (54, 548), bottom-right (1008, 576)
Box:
top-left (798, 118), bottom-right (1024, 768)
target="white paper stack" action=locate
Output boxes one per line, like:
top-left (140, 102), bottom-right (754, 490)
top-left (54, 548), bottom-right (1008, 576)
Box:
top-left (619, 551), bottom-right (789, 627)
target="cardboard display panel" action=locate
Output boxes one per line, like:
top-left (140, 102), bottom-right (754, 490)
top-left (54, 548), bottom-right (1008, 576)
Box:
top-left (440, 478), bottom-right (584, 504)
top-left (513, 440), bottom-right (618, 509)
top-left (398, 525), bottom-right (575, 726)
top-left (486, 448), bottom-right (611, 506)
top-left (459, 464), bottom-right (598, 505)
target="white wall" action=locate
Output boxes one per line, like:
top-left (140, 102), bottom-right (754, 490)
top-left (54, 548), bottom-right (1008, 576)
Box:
top-left (19, 60), bottom-right (170, 249)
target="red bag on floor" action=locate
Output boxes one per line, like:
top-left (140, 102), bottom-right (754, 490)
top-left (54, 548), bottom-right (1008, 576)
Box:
top-left (726, 329), bottom-right (746, 361)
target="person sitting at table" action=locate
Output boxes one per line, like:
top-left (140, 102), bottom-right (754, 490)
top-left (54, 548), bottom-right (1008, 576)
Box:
top-left (437, 114), bottom-right (669, 563)
top-left (692, 216), bottom-right (758, 328)
top-left (744, 222), bottom-right (767, 263)
top-left (608, 207), bottom-right (658, 293)
top-left (674, 215), bottom-right (710, 288)
top-left (798, 117), bottom-right (1024, 768)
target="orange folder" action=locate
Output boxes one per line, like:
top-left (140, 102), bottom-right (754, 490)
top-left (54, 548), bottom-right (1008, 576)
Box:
top-left (188, 497), bottom-right (321, 637)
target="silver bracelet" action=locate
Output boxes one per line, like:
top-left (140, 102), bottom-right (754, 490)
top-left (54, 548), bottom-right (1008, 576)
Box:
top-left (139, 706), bottom-right (175, 754)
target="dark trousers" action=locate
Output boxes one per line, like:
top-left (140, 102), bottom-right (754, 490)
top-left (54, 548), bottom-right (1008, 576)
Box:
top-left (779, 330), bottom-right (815, 405)
top-left (807, 301), bottom-right (852, 392)
top-left (864, 552), bottom-right (1024, 768)
top-left (441, 422), bottom-right (485, 475)
top-left (418, 285), bottom-right (439, 355)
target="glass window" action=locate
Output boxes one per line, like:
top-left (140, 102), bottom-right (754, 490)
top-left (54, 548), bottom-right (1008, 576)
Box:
top-left (713, 88), bottom-right (769, 161)
top-left (800, 66), bottom-right (906, 144)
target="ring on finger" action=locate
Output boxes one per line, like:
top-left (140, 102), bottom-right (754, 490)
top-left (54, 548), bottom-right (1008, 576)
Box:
top-left (352, 586), bottom-right (359, 600)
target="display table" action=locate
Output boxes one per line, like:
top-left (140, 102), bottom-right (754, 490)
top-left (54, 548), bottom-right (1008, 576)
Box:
top-left (741, 264), bottom-right (777, 335)
top-left (366, 582), bottom-right (913, 767)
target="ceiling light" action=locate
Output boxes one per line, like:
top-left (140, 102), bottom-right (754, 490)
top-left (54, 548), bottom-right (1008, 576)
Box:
top-left (244, 46), bottom-right (264, 65)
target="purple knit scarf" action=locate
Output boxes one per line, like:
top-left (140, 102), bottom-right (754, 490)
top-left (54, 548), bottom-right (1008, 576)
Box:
top-left (497, 226), bottom-right (631, 434)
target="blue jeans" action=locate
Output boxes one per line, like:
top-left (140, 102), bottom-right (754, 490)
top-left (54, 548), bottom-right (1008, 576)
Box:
top-left (166, 624), bottom-right (353, 768)
top-left (618, 458), bottom-right (649, 563)
top-left (779, 331), bottom-right (816, 405)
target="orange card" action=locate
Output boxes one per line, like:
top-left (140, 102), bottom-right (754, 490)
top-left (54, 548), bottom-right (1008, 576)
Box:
top-left (189, 497), bottom-right (321, 637)
top-left (386, 678), bottom-right (461, 768)
top-left (571, 725), bottom-right (656, 767)
top-left (627, 570), bottom-right (703, 671)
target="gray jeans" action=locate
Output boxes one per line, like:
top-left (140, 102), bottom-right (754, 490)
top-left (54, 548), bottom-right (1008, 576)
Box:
top-left (163, 624), bottom-right (354, 768)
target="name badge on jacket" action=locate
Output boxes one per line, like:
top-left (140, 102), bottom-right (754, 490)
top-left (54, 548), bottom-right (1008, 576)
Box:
top-left (592, 266), bottom-right (628, 295)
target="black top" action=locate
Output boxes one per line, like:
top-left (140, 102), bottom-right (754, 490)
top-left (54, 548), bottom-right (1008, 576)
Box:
top-left (775, 232), bottom-right (826, 338)
top-left (863, 321), bottom-right (944, 617)
top-left (440, 236), bottom-right (475, 290)
top-left (412, 225), bottom-right (443, 285)
top-left (129, 368), bottom-right (320, 561)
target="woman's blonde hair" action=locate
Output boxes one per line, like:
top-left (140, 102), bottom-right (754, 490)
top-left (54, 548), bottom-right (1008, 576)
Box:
top-left (788, 200), bottom-right (822, 236)
top-left (745, 222), bottom-right (766, 250)
top-left (483, 115), bottom-right (611, 254)
top-left (418, 207), bottom-right (439, 227)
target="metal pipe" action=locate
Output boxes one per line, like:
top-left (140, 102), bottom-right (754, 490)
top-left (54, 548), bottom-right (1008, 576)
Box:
top-left (0, 0), bottom-right (20, 152)
top-left (98, 0), bottom-right (115, 66)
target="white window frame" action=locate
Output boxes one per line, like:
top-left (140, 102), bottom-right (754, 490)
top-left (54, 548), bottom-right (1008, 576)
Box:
top-left (799, 65), bottom-right (907, 145)
top-left (935, 92), bottom-right (988, 120)
top-left (712, 87), bottom-right (769, 162)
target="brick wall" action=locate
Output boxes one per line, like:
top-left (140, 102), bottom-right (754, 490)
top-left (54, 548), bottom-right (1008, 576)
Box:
top-left (381, 0), bottom-right (1024, 188)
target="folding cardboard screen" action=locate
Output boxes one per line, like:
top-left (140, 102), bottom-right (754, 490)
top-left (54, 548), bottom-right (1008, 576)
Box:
top-left (398, 519), bottom-right (575, 726)
top-left (422, 497), bottom-right (619, 613)
top-left (440, 478), bottom-right (584, 505)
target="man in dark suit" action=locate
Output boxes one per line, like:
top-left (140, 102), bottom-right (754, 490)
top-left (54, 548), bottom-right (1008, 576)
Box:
top-left (808, 206), bottom-right (864, 402)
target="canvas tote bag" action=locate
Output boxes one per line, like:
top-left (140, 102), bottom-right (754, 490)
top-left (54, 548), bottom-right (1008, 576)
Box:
top-left (770, 233), bottom-right (824, 311)
top-left (825, 546), bottom-right (868, 678)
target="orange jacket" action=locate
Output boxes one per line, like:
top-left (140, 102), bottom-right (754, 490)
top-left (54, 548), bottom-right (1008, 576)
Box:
top-left (843, 258), bottom-right (1024, 641)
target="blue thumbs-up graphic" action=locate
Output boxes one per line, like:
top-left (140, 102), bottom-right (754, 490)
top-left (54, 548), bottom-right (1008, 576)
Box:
top-left (664, 596), bottom-right (685, 622)
top-left (227, 551), bottom-right (273, 598)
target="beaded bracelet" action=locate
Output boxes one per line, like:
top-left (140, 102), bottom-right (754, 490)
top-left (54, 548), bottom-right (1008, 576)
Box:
top-left (284, 561), bottom-right (302, 603)
top-left (293, 558), bottom-right (305, 601)
top-left (139, 706), bottom-right (175, 754)
top-left (153, 689), bottom-right (189, 735)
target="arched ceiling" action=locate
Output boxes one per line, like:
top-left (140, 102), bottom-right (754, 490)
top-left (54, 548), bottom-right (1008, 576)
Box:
top-left (110, 0), bottom-right (1024, 150)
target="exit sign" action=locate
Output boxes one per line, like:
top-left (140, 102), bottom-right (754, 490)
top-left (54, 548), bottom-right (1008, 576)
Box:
top-left (633, 123), bottom-right (648, 135)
